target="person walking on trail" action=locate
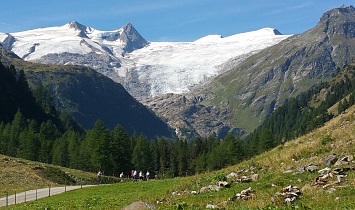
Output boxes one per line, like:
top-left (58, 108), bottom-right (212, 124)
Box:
top-left (97, 170), bottom-right (102, 184)
top-left (146, 171), bottom-right (150, 181)
top-left (139, 171), bottom-right (144, 180)
top-left (120, 172), bottom-right (124, 182)
top-left (133, 170), bottom-right (137, 181)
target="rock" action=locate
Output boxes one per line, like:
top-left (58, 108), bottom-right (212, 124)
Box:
top-left (334, 155), bottom-right (353, 166)
top-left (283, 169), bottom-right (293, 174)
top-left (172, 191), bottom-right (180, 196)
top-left (305, 165), bottom-right (318, 173)
top-left (251, 174), bottom-right (259, 181)
top-left (122, 201), bottom-right (154, 210)
top-left (206, 204), bottom-right (218, 209)
top-left (226, 172), bottom-right (237, 179)
top-left (318, 167), bottom-right (331, 176)
top-left (236, 176), bottom-right (251, 183)
top-left (325, 154), bottom-right (338, 166)
top-left (217, 181), bottom-right (230, 188)
top-left (200, 185), bottom-right (220, 193)
top-left (336, 174), bottom-right (347, 183)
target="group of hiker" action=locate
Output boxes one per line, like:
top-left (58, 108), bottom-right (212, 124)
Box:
top-left (130, 169), bottom-right (150, 181)
top-left (97, 169), bottom-right (150, 183)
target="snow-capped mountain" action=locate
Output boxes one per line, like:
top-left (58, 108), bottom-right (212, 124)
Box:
top-left (0, 22), bottom-right (292, 99)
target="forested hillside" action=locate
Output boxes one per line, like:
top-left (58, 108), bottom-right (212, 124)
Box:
top-left (243, 63), bottom-right (355, 157)
top-left (0, 44), bottom-right (174, 139)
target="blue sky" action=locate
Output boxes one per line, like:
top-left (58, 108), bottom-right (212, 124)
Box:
top-left (0, 1), bottom-right (353, 41)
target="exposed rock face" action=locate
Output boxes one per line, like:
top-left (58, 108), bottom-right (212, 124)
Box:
top-left (142, 93), bottom-right (244, 139)
top-left (68, 21), bottom-right (90, 38)
top-left (1, 34), bottom-right (15, 50)
top-left (120, 23), bottom-right (149, 53)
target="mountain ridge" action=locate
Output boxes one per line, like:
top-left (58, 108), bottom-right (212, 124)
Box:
top-left (0, 22), bottom-right (291, 99)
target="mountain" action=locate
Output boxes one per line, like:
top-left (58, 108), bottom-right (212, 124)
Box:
top-left (0, 23), bottom-right (291, 99)
top-left (0, 46), bottom-right (173, 139)
top-left (141, 5), bottom-right (355, 139)
top-left (182, 5), bottom-right (355, 135)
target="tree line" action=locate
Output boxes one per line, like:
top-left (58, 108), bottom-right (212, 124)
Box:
top-left (0, 110), bottom-right (245, 177)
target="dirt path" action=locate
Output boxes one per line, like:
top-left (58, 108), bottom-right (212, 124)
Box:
top-left (0, 185), bottom-right (95, 207)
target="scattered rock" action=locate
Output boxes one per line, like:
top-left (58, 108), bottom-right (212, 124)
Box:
top-left (334, 155), bottom-right (353, 166)
top-left (272, 185), bottom-right (301, 205)
top-left (314, 165), bottom-right (353, 188)
top-left (233, 187), bottom-right (255, 201)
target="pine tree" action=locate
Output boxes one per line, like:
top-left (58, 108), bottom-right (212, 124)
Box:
top-left (131, 133), bottom-right (150, 172)
top-left (8, 110), bottom-right (27, 156)
top-left (111, 124), bottom-right (131, 175)
top-left (67, 130), bottom-right (81, 169)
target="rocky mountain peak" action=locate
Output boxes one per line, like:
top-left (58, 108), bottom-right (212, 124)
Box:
top-left (120, 22), bottom-right (148, 53)
top-left (272, 29), bottom-right (282, 35)
top-left (68, 21), bottom-right (89, 38)
top-left (319, 5), bottom-right (355, 38)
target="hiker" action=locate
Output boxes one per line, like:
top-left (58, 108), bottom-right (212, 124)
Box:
top-left (97, 170), bottom-right (102, 184)
top-left (133, 169), bottom-right (137, 181)
top-left (146, 171), bottom-right (150, 181)
top-left (120, 172), bottom-right (124, 182)
top-left (139, 171), bottom-right (144, 180)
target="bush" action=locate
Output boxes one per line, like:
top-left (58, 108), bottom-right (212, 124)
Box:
top-left (213, 172), bottom-right (226, 182)
top-left (321, 135), bottom-right (333, 145)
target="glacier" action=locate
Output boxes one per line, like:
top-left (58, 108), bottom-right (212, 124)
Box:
top-left (0, 22), bottom-right (292, 98)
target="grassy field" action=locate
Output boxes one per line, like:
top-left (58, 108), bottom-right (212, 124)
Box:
top-left (1, 105), bottom-right (354, 209)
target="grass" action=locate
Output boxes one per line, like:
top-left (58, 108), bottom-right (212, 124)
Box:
top-left (1, 105), bottom-right (354, 209)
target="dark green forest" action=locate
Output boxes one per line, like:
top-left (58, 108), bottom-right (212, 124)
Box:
top-left (0, 61), bottom-right (354, 178)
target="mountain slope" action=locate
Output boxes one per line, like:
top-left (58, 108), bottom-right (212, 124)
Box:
top-left (3, 104), bottom-right (354, 209)
top-left (184, 5), bottom-right (355, 135)
top-left (0, 47), bottom-right (173, 139)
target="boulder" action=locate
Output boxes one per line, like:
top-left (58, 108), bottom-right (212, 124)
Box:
top-left (324, 154), bottom-right (338, 166)
top-left (122, 201), bottom-right (154, 210)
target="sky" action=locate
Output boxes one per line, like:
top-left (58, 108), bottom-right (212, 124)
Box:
top-left (0, 1), bottom-right (354, 42)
